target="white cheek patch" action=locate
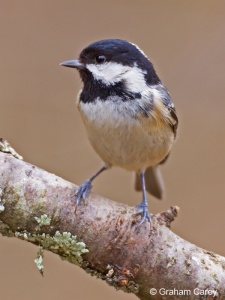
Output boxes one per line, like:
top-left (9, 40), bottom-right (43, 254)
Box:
top-left (86, 62), bottom-right (129, 85)
top-left (86, 62), bottom-right (148, 93)
top-left (122, 64), bottom-right (148, 93)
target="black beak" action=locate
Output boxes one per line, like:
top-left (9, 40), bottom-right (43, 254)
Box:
top-left (60, 59), bottom-right (85, 69)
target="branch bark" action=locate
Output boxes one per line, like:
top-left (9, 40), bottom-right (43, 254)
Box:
top-left (0, 146), bottom-right (225, 299)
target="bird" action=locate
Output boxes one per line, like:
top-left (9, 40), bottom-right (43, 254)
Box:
top-left (60, 39), bottom-right (178, 226)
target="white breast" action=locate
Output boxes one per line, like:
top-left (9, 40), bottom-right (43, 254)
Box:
top-left (78, 95), bottom-right (174, 172)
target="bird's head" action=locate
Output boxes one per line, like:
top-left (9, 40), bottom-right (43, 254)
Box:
top-left (61, 39), bottom-right (160, 93)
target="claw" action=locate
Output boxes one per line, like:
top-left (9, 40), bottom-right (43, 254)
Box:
top-left (135, 171), bottom-right (152, 227)
top-left (74, 179), bottom-right (92, 211)
top-left (136, 202), bottom-right (151, 226)
top-left (72, 165), bottom-right (108, 212)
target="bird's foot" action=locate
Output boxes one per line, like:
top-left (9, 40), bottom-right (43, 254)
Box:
top-left (136, 202), bottom-right (152, 226)
top-left (73, 179), bottom-right (92, 210)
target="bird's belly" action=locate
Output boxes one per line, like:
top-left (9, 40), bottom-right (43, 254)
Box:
top-left (78, 100), bottom-right (174, 171)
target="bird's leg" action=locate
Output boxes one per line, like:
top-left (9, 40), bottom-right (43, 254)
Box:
top-left (74, 164), bottom-right (108, 210)
top-left (136, 171), bottom-right (152, 225)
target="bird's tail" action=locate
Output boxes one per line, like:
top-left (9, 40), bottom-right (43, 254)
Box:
top-left (134, 166), bottom-right (164, 199)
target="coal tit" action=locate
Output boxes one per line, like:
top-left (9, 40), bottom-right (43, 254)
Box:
top-left (61, 39), bottom-right (178, 225)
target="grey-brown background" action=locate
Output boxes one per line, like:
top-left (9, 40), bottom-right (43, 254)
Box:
top-left (1, 1), bottom-right (225, 299)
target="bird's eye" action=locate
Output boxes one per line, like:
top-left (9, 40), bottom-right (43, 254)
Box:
top-left (96, 55), bottom-right (106, 64)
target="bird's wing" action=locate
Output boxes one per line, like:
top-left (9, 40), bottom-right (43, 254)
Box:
top-left (167, 105), bottom-right (178, 137)
top-left (137, 86), bottom-right (178, 138)
top-left (134, 87), bottom-right (178, 197)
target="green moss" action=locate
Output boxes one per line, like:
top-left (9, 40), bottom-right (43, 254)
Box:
top-left (15, 230), bottom-right (89, 266)
top-left (34, 246), bottom-right (44, 276)
top-left (35, 214), bottom-right (51, 230)
top-left (30, 199), bottom-right (46, 215)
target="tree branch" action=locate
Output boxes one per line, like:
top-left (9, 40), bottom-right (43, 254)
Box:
top-left (0, 143), bottom-right (224, 299)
